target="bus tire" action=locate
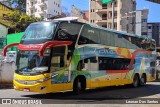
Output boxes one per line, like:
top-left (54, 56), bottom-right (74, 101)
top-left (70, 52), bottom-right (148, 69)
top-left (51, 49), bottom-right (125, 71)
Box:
top-left (73, 77), bottom-right (86, 95)
top-left (140, 74), bottom-right (146, 86)
top-left (132, 74), bottom-right (140, 88)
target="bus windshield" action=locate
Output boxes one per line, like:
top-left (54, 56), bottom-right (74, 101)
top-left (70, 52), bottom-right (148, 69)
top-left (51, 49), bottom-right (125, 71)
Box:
top-left (22, 22), bottom-right (57, 40)
top-left (16, 50), bottom-right (50, 75)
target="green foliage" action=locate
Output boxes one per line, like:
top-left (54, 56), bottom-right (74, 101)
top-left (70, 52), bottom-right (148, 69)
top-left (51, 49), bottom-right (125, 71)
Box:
top-left (7, 10), bottom-right (43, 32)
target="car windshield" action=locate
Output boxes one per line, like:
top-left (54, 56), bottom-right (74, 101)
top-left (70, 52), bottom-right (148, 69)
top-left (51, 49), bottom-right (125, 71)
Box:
top-left (22, 22), bottom-right (57, 40)
top-left (16, 50), bottom-right (50, 75)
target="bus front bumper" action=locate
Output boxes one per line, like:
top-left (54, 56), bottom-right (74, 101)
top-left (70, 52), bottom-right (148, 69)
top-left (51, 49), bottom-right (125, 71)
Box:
top-left (13, 80), bottom-right (51, 94)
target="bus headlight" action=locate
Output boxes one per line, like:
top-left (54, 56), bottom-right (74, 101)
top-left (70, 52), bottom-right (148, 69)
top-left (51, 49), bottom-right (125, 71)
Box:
top-left (37, 77), bottom-right (50, 83)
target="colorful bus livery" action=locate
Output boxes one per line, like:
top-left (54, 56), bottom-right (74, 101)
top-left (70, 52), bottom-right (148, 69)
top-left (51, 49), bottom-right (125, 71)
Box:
top-left (3, 21), bottom-right (156, 94)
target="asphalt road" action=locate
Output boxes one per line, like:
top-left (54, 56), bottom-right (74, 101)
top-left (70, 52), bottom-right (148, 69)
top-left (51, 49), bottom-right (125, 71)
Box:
top-left (0, 82), bottom-right (160, 104)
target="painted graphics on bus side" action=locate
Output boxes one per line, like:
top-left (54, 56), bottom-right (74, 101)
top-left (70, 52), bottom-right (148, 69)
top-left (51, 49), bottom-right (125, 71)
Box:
top-left (51, 45), bottom-right (156, 84)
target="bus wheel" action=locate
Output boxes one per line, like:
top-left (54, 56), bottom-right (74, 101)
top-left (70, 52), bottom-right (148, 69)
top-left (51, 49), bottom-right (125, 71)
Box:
top-left (140, 74), bottom-right (146, 86)
top-left (73, 77), bottom-right (85, 95)
top-left (132, 74), bottom-right (139, 88)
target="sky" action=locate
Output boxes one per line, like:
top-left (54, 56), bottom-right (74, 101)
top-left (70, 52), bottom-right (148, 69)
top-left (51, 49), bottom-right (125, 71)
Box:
top-left (62, 0), bottom-right (160, 22)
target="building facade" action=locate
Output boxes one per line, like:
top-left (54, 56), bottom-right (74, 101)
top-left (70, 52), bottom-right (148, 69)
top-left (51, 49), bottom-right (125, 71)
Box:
top-left (147, 23), bottom-right (160, 46)
top-left (90, 0), bottom-right (136, 34)
top-left (0, 0), bottom-right (11, 7)
top-left (135, 9), bottom-right (148, 36)
top-left (72, 5), bottom-right (89, 21)
top-left (0, 2), bottom-right (13, 36)
top-left (26, 0), bottom-right (61, 19)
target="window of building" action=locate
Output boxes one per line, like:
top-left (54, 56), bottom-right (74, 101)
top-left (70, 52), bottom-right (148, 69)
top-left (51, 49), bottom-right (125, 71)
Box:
top-left (102, 4), bottom-right (107, 9)
top-left (142, 19), bottom-right (147, 23)
top-left (102, 14), bottom-right (107, 20)
top-left (108, 23), bottom-right (112, 28)
top-left (114, 23), bottom-right (117, 29)
top-left (114, 1), bottom-right (117, 7)
top-left (142, 32), bottom-right (147, 36)
top-left (31, 10), bottom-right (33, 14)
top-left (102, 25), bottom-right (107, 28)
top-left (114, 11), bottom-right (117, 18)
top-left (108, 11), bottom-right (112, 19)
top-left (31, 2), bottom-right (34, 6)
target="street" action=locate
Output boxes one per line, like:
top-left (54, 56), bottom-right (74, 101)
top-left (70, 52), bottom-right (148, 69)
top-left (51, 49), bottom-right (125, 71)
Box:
top-left (0, 82), bottom-right (160, 104)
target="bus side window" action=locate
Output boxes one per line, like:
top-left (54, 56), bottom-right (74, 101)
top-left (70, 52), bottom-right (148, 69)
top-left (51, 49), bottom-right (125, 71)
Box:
top-left (78, 25), bottom-right (100, 45)
top-left (99, 30), bottom-right (114, 46)
top-left (55, 22), bottom-right (82, 42)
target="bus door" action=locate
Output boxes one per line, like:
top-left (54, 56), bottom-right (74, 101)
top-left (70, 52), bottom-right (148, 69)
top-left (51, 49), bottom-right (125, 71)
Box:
top-left (50, 46), bottom-right (70, 91)
top-left (83, 57), bottom-right (99, 88)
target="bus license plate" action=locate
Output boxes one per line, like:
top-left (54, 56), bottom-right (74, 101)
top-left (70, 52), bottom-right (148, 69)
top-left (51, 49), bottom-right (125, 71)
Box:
top-left (24, 88), bottom-right (30, 92)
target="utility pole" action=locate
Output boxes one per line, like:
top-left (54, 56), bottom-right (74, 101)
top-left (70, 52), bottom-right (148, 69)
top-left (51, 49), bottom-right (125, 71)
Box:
top-left (89, 0), bottom-right (91, 24)
top-left (111, 0), bottom-right (115, 29)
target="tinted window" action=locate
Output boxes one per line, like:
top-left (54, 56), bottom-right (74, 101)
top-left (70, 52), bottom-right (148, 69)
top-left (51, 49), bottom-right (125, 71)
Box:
top-left (99, 57), bottom-right (131, 70)
top-left (22, 22), bottom-right (57, 40)
top-left (114, 34), bottom-right (127, 48)
top-left (124, 36), bottom-right (141, 49)
top-left (55, 22), bottom-right (82, 42)
top-left (99, 30), bottom-right (115, 46)
top-left (78, 25), bottom-right (100, 44)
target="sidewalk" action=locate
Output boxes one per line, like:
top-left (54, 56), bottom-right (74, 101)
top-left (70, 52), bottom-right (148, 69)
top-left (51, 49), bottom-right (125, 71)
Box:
top-left (0, 84), bottom-right (13, 89)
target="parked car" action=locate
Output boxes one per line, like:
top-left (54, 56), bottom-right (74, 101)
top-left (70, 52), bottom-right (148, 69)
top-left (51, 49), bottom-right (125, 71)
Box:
top-left (3, 51), bottom-right (17, 63)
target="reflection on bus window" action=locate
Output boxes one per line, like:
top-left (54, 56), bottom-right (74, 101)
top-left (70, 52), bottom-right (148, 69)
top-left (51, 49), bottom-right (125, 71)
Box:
top-left (22, 22), bottom-right (57, 40)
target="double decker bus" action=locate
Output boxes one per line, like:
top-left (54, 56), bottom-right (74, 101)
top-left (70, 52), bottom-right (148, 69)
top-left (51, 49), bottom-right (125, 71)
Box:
top-left (3, 21), bottom-right (156, 94)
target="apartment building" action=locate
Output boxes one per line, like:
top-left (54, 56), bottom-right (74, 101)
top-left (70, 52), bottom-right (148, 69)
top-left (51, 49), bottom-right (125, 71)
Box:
top-left (90, 0), bottom-right (136, 34)
top-left (72, 5), bottom-right (89, 21)
top-left (0, 0), bottom-right (11, 7)
top-left (147, 23), bottom-right (160, 46)
top-left (135, 9), bottom-right (148, 36)
top-left (26, 0), bottom-right (61, 19)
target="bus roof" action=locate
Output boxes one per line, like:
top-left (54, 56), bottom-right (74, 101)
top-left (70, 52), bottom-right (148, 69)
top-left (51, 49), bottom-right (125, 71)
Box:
top-left (30, 20), bottom-right (85, 25)
top-left (88, 24), bottom-right (155, 42)
top-left (29, 21), bottom-right (155, 42)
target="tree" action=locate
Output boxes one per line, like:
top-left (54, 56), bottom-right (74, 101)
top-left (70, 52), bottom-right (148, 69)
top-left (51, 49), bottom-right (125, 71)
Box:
top-left (6, 0), bottom-right (26, 12)
top-left (7, 10), bottom-right (43, 32)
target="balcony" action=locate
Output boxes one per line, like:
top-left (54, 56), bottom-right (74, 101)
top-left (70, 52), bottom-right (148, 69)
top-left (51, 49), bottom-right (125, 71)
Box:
top-left (95, 20), bottom-right (107, 24)
top-left (37, 1), bottom-right (46, 7)
top-left (37, 10), bottom-right (46, 15)
top-left (28, 5), bottom-right (35, 9)
top-left (96, 9), bottom-right (108, 13)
